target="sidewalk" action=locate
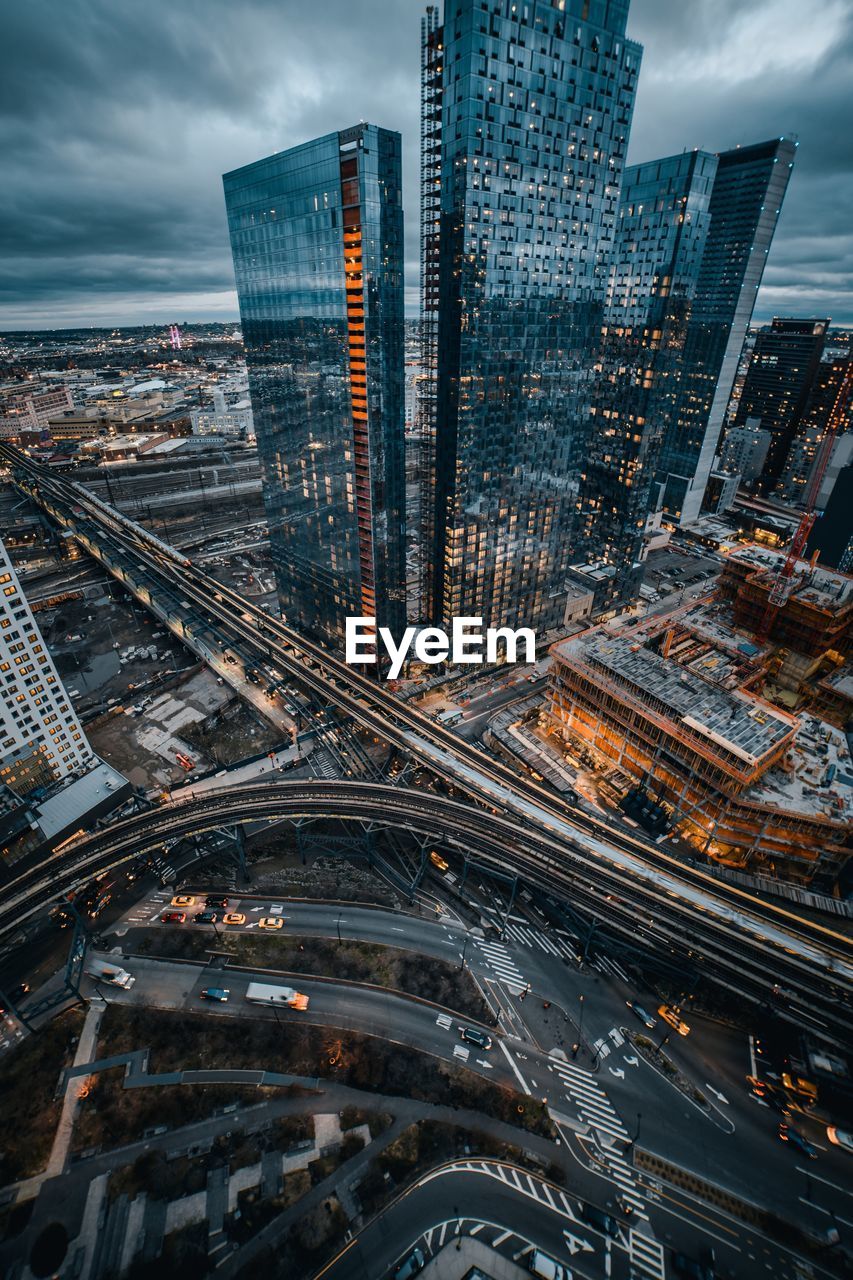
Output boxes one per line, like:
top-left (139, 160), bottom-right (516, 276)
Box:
top-left (45, 998), bottom-right (106, 1179)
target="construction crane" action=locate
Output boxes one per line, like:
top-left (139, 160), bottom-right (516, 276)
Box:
top-left (756, 361), bottom-right (853, 641)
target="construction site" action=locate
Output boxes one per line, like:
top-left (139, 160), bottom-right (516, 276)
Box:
top-left (548, 551), bottom-right (852, 888)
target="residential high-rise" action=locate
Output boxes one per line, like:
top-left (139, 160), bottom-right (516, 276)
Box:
top-left (778, 356), bottom-right (853, 506)
top-left (731, 316), bottom-right (828, 489)
top-left (0, 539), bottom-right (96, 794)
top-left (223, 124), bottom-right (407, 649)
top-left (573, 149), bottom-right (717, 603)
top-left (656, 139), bottom-right (796, 524)
top-left (419, 0), bottom-right (642, 631)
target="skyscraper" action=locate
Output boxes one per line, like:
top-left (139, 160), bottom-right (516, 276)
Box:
top-left (732, 316), bottom-right (829, 487)
top-left (419, 0), bottom-right (642, 632)
top-left (0, 538), bottom-right (96, 794)
top-left (223, 124), bottom-right (406, 649)
top-left (656, 138), bottom-right (796, 524)
top-left (574, 148), bottom-right (717, 603)
top-left (778, 355), bottom-right (853, 506)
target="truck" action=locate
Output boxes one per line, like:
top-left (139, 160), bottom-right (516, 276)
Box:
top-left (245, 982), bottom-right (309, 1011)
top-left (85, 956), bottom-right (135, 989)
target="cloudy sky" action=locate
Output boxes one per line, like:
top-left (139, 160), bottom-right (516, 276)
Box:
top-left (1, 0), bottom-right (850, 331)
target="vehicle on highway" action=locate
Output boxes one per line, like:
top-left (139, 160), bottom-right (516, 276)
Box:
top-left (161, 911), bottom-right (186, 924)
top-left (658, 1004), bottom-right (690, 1036)
top-left (259, 917), bottom-right (284, 930)
top-left (458, 1026), bottom-right (492, 1050)
top-left (245, 668), bottom-right (261, 685)
top-left (529, 1248), bottom-right (571, 1279)
top-left (85, 958), bottom-right (135, 989)
top-left (579, 1203), bottom-right (619, 1238)
top-left (778, 1122), bottom-right (818, 1159)
top-left (393, 1246), bottom-right (425, 1279)
top-left (781, 1071), bottom-right (818, 1107)
top-left (194, 910), bottom-right (219, 925)
top-left (429, 850), bottom-right (449, 872)
top-left (223, 912), bottom-right (246, 926)
top-left (245, 982), bottom-right (309, 1010)
top-left (171, 895), bottom-right (195, 907)
top-left (205, 895), bottom-right (229, 909)
top-left (200, 988), bottom-right (230, 1002)
top-left (827, 1126), bottom-right (853, 1152)
top-left (626, 1000), bottom-right (656, 1030)
top-left (671, 1251), bottom-right (713, 1280)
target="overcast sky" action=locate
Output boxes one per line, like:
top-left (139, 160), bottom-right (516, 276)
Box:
top-left (0, 0), bottom-right (850, 331)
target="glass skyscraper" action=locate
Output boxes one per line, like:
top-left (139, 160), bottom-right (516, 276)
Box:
top-left (223, 124), bottom-right (406, 649)
top-left (573, 148), bottom-right (718, 604)
top-left (732, 316), bottom-right (829, 488)
top-left (655, 138), bottom-right (796, 523)
top-left (419, 0), bottom-right (642, 631)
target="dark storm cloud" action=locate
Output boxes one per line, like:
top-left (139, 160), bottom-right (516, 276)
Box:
top-left (0, 0), bottom-right (849, 328)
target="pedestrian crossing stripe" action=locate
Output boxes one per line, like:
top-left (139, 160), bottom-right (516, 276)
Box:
top-left (629, 1229), bottom-right (666, 1278)
top-left (436, 1013), bottom-right (453, 1029)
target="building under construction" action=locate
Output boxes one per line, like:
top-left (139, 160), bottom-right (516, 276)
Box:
top-left (549, 618), bottom-right (851, 886)
top-left (718, 544), bottom-right (852, 659)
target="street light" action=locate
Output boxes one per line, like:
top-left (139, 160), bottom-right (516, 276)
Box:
top-left (336, 912), bottom-right (342, 944)
top-left (572, 993), bottom-right (585, 1060)
top-left (460, 931), bottom-right (470, 971)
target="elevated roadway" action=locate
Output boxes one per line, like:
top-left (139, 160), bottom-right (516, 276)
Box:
top-left (2, 445), bottom-right (851, 1040)
top-left (0, 779), bottom-right (851, 1040)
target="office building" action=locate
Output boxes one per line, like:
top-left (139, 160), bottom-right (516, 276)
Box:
top-left (223, 124), bottom-right (407, 649)
top-left (732, 317), bottom-right (829, 486)
top-left (656, 139), bottom-right (796, 524)
top-left (574, 149), bottom-right (717, 602)
top-left (419, 0), bottom-right (642, 630)
top-left (718, 420), bottom-right (772, 484)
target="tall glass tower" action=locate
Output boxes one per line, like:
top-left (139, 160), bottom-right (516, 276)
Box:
top-left (223, 124), bottom-right (406, 649)
top-left (655, 138), bottom-right (796, 523)
top-left (574, 148), bottom-right (718, 604)
top-left (419, 0), bottom-right (642, 631)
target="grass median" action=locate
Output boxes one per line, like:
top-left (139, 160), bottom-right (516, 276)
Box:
top-left (94, 1005), bottom-right (553, 1139)
top-left (135, 928), bottom-right (492, 1022)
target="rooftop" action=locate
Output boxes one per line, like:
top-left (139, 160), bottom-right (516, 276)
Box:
top-left (726, 545), bottom-right (853, 611)
top-left (554, 632), bottom-right (796, 767)
top-left (35, 758), bottom-right (129, 840)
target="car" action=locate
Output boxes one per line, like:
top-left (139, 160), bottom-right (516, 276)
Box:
top-left (778, 1122), bottom-right (818, 1159)
top-left (529, 1249), bottom-right (571, 1280)
top-left (580, 1202), bottom-right (619, 1238)
top-left (200, 987), bottom-right (230, 1002)
top-left (171, 895), bottom-right (195, 907)
top-left (671, 1252), bottom-right (713, 1280)
top-left (826, 1127), bottom-right (853, 1153)
top-left (205, 896), bottom-right (229, 909)
top-left (393, 1248), bottom-right (425, 1280)
top-left (658, 1004), bottom-right (690, 1036)
top-left (161, 911), bottom-right (186, 924)
top-left (8, 982), bottom-right (30, 1002)
top-left (626, 999), bottom-right (656, 1030)
top-left (259, 917), bottom-right (284, 930)
top-left (764, 1091), bottom-right (791, 1119)
top-left (458, 1026), bottom-right (492, 1050)
top-left (223, 912), bottom-right (246, 926)
top-left (194, 911), bottom-right (219, 925)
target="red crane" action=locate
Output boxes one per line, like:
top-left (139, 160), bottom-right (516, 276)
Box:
top-left (755, 360), bottom-right (853, 641)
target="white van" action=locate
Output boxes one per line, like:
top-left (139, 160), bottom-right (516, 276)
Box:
top-left (529, 1249), bottom-right (571, 1280)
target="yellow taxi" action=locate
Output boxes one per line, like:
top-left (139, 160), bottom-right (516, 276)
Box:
top-left (222, 912), bottom-right (246, 926)
top-left (658, 1004), bottom-right (690, 1036)
top-left (171, 895), bottom-right (195, 908)
top-left (259, 917), bottom-right (284, 930)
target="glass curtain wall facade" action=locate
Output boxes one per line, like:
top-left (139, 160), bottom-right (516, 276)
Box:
top-left (420, 0), bottom-right (642, 631)
top-left (731, 317), bottom-right (829, 488)
top-left (656, 138), bottom-right (796, 524)
top-left (575, 149), bottom-right (717, 603)
top-left (223, 124), bottom-right (406, 649)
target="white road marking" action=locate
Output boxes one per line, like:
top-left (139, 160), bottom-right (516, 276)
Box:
top-left (499, 1041), bottom-right (531, 1095)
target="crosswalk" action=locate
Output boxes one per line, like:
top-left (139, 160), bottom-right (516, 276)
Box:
top-left (502, 921), bottom-right (578, 962)
top-left (629, 1227), bottom-right (666, 1278)
top-left (476, 939), bottom-right (527, 993)
top-left (549, 1055), bottom-right (629, 1145)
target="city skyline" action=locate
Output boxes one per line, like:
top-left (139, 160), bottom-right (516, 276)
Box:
top-left (1, 0), bottom-right (851, 330)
